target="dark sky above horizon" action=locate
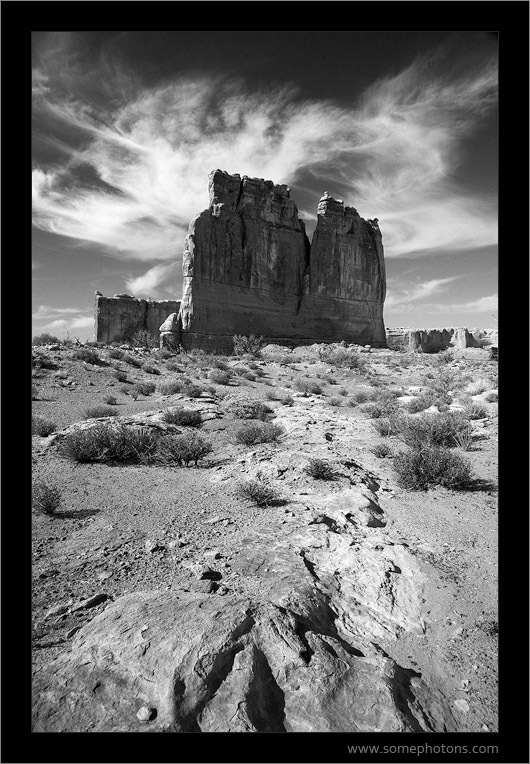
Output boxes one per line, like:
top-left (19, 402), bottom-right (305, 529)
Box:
top-left (32, 30), bottom-right (498, 339)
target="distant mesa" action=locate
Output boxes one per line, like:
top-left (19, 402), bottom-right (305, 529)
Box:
top-left (95, 169), bottom-right (386, 350)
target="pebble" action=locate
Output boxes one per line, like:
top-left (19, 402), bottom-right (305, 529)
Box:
top-left (136, 706), bottom-right (156, 723)
top-left (66, 626), bottom-right (82, 639)
top-left (71, 592), bottom-right (110, 612)
top-left (453, 699), bottom-right (470, 714)
top-left (45, 604), bottom-right (69, 619)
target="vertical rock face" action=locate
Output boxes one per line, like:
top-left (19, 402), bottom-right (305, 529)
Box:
top-left (94, 294), bottom-right (180, 344)
top-left (179, 170), bottom-right (311, 351)
top-left (179, 172), bottom-right (386, 351)
top-left (296, 194), bottom-right (386, 346)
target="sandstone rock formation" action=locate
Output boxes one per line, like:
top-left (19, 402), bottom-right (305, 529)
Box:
top-left (386, 327), bottom-right (484, 353)
top-left (179, 171), bottom-right (386, 352)
top-left (94, 293), bottom-right (180, 345)
top-left (95, 171), bottom-right (387, 350)
top-left (33, 482), bottom-right (456, 732)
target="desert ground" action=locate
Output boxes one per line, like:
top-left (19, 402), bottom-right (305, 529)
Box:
top-left (31, 337), bottom-right (498, 732)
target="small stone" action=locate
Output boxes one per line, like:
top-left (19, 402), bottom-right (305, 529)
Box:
top-left (71, 592), bottom-right (110, 612)
top-left (453, 699), bottom-right (470, 714)
top-left (45, 604), bottom-right (69, 619)
top-left (481, 724), bottom-right (490, 732)
top-left (168, 539), bottom-right (183, 550)
top-left (145, 539), bottom-right (164, 553)
top-left (66, 626), bottom-right (81, 639)
top-left (204, 550), bottom-right (221, 559)
top-left (136, 706), bottom-right (156, 723)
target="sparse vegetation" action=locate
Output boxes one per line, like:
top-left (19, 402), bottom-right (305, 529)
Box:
top-left (393, 445), bottom-right (474, 490)
top-left (32, 416), bottom-right (57, 437)
top-left (123, 354), bottom-right (143, 368)
top-left (463, 402), bottom-right (488, 420)
top-left (317, 345), bottom-right (366, 369)
top-left (162, 407), bottom-right (202, 427)
top-left (32, 333), bottom-right (60, 346)
top-left (59, 423), bottom-right (159, 463)
top-left (484, 390), bottom-right (498, 403)
top-left (236, 476), bottom-right (283, 506)
top-left (232, 334), bottom-right (265, 358)
top-left (328, 397), bottom-right (342, 407)
top-left (132, 381), bottom-right (156, 397)
top-left (32, 480), bottom-right (62, 515)
top-left (208, 369), bottom-right (232, 385)
top-left (304, 458), bottom-right (335, 480)
top-left (235, 421), bottom-right (284, 446)
top-left (108, 348), bottom-right (124, 360)
top-left (142, 364), bottom-right (161, 375)
top-left (156, 432), bottom-right (213, 467)
top-left (103, 395), bottom-right (118, 405)
top-left (73, 348), bottom-right (102, 365)
top-left (157, 378), bottom-right (190, 396)
top-left (114, 370), bottom-right (128, 383)
top-left (371, 443), bottom-right (393, 458)
top-left (132, 329), bottom-right (158, 349)
top-left (293, 378), bottom-right (323, 395)
top-left (84, 405), bottom-right (119, 419)
top-left (397, 411), bottom-right (471, 449)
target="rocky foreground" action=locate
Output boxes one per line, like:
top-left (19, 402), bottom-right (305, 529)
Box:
top-left (31, 342), bottom-right (498, 733)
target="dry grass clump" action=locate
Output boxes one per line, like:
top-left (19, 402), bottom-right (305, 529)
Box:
top-left (371, 414), bottom-right (406, 437)
top-left (157, 378), bottom-right (190, 395)
top-left (131, 329), bottom-right (158, 349)
top-left (73, 348), bottom-right (102, 365)
top-left (113, 370), bottom-right (128, 382)
top-left (235, 421), bottom-right (284, 446)
top-left (393, 446), bottom-right (474, 491)
top-left (462, 402), bottom-right (488, 420)
top-left (405, 393), bottom-right (435, 413)
top-left (103, 395), bottom-right (118, 405)
top-left (236, 476), bottom-right (283, 507)
top-left (317, 345), bottom-right (366, 369)
top-left (397, 411), bottom-right (472, 449)
top-left (484, 390), bottom-right (498, 403)
top-left (156, 432), bottom-right (213, 467)
top-left (132, 381), bottom-right (156, 397)
top-left (207, 369), bottom-right (232, 385)
top-left (293, 378), bottom-right (323, 395)
top-left (33, 333), bottom-right (61, 346)
top-left (84, 405), bottom-right (119, 419)
top-left (162, 407), bottom-right (202, 427)
top-left (32, 480), bottom-right (62, 515)
top-left (328, 397), bottom-right (342, 407)
top-left (464, 378), bottom-right (491, 396)
top-left (108, 348), bottom-right (124, 360)
top-left (371, 443), bottom-right (393, 458)
top-left (32, 416), bottom-right (57, 437)
top-left (123, 354), bottom-right (143, 368)
top-left (304, 458), bottom-right (335, 480)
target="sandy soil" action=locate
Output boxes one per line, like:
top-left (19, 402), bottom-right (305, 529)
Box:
top-left (31, 341), bottom-right (498, 732)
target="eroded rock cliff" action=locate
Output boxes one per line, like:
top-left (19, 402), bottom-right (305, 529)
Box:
top-left (178, 171), bottom-right (386, 351)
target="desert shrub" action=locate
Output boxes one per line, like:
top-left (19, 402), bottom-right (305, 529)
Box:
top-left (162, 407), bottom-right (202, 427)
top-left (338, 388), bottom-right (348, 397)
top-left (73, 348), bottom-right (102, 365)
top-left (326, 377), bottom-right (338, 385)
top-left (393, 446), bottom-right (474, 490)
top-left (129, 387), bottom-right (139, 401)
top-left (33, 355), bottom-right (58, 370)
top-left (226, 399), bottom-right (273, 420)
top-left (232, 334), bottom-right (265, 357)
top-left (113, 370), bottom-right (128, 383)
top-left (131, 329), bottom-right (158, 349)
top-left (328, 397), bottom-right (342, 407)
top-left (265, 390), bottom-right (278, 401)
top-left (371, 443), bottom-right (393, 458)
top-left (398, 412), bottom-right (471, 449)
top-left (463, 402), bottom-right (488, 420)
top-left (59, 423), bottom-right (159, 463)
top-left (317, 346), bottom-right (366, 369)
top-left (159, 349), bottom-right (173, 360)
top-left (427, 369), bottom-right (460, 399)
top-left (157, 378), bottom-right (189, 395)
top-left (293, 378), bottom-right (323, 395)
top-left (465, 378), bottom-right (491, 396)
top-left (235, 421), bottom-right (284, 446)
top-left (123, 354), bottom-right (143, 368)
top-left (484, 390), bottom-right (498, 403)
top-left (133, 381), bottom-right (156, 396)
top-left (84, 405), bottom-right (119, 419)
top-left (108, 348), bottom-right (124, 360)
top-left (166, 363), bottom-right (181, 372)
top-left (208, 369), bottom-right (232, 385)
top-left (120, 385), bottom-right (130, 396)
top-left (156, 432), bottom-right (212, 467)
top-left (186, 384), bottom-right (204, 398)
top-left (142, 364), bottom-right (161, 375)
top-left (405, 393), bottom-right (435, 413)
top-left (351, 390), bottom-right (371, 404)
top-left (371, 415), bottom-right (404, 437)
top-left (32, 333), bottom-right (60, 346)
top-left (241, 371), bottom-right (256, 381)
top-left (32, 416), bottom-right (57, 437)
top-left (304, 458), bottom-right (335, 480)
top-left (362, 403), bottom-right (386, 419)
top-left (279, 394), bottom-right (294, 406)
top-left (236, 477), bottom-right (282, 507)
top-left (428, 349), bottom-right (454, 366)
top-left (32, 480), bottom-right (62, 515)
top-left (103, 395), bottom-right (118, 405)
top-left (210, 358), bottom-right (230, 371)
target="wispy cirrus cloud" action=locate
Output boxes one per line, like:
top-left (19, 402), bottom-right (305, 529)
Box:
top-left (385, 276), bottom-right (461, 310)
top-left (32, 34), bottom-right (498, 297)
top-left (32, 304), bottom-right (93, 337)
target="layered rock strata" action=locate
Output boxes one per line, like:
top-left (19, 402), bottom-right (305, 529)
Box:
top-left (94, 293), bottom-right (179, 345)
top-left (385, 327), bottom-right (483, 353)
top-left (178, 172), bottom-right (386, 352)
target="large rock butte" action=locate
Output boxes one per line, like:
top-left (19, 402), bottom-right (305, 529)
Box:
top-left (94, 170), bottom-right (386, 351)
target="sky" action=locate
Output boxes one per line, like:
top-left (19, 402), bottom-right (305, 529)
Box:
top-left (32, 30), bottom-right (498, 341)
